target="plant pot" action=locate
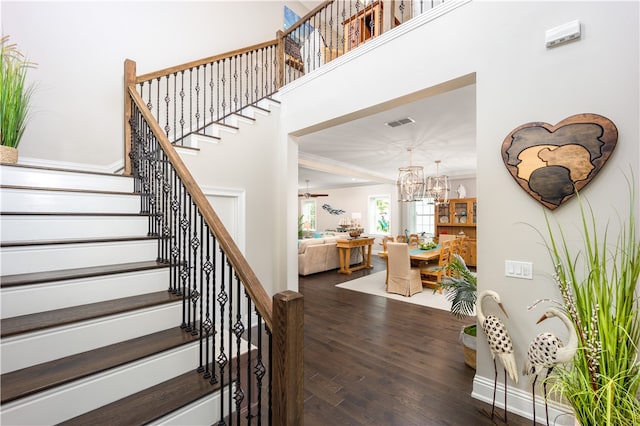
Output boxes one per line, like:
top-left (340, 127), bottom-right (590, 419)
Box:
top-left (0, 146), bottom-right (18, 164)
top-left (460, 325), bottom-right (476, 369)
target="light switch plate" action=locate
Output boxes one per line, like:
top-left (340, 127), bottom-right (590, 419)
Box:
top-left (505, 260), bottom-right (533, 279)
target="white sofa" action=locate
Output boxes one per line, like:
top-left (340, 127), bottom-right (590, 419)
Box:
top-left (298, 234), bottom-right (362, 276)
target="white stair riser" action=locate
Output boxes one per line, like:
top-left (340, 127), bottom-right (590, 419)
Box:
top-left (152, 388), bottom-right (227, 426)
top-left (1, 240), bottom-right (158, 275)
top-left (1, 215), bottom-right (149, 241)
top-left (1, 269), bottom-right (169, 318)
top-left (0, 166), bottom-right (134, 192)
top-left (1, 303), bottom-right (182, 374)
top-left (0, 343), bottom-right (201, 425)
top-left (1, 188), bottom-right (140, 213)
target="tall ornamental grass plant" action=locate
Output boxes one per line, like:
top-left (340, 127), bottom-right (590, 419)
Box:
top-left (1, 35), bottom-right (36, 148)
top-left (542, 178), bottom-right (640, 425)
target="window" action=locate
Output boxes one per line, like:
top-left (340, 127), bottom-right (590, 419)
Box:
top-left (415, 198), bottom-right (435, 236)
top-left (369, 195), bottom-right (390, 234)
top-left (300, 199), bottom-right (316, 231)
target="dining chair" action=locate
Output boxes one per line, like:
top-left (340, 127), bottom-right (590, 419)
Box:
top-left (408, 233), bottom-right (420, 249)
top-left (395, 234), bottom-right (407, 243)
top-left (386, 242), bottom-right (423, 297)
top-left (420, 239), bottom-right (453, 293)
top-left (381, 236), bottom-right (394, 252)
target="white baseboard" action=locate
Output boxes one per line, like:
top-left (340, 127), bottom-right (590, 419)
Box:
top-left (472, 374), bottom-right (575, 425)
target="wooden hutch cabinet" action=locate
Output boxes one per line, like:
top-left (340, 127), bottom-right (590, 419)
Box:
top-left (435, 198), bottom-right (477, 266)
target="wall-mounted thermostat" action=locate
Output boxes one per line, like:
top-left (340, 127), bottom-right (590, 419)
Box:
top-left (546, 19), bottom-right (581, 48)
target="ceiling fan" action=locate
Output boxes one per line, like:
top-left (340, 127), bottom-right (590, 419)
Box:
top-left (298, 179), bottom-right (328, 198)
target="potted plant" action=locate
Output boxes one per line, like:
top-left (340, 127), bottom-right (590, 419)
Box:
top-left (436, 253), bottom-right (477, 369)
top-left (1, 35), bottom-right (36, 164)
top-left (540, 182), bottom-right (640, 425)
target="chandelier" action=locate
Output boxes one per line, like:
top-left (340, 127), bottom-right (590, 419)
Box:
top-left (396, 148), bottom-right (426, 202)
top-left (426, 160), bottom-right (449, 204)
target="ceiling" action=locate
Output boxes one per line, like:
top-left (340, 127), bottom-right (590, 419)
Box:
top-left (297, 83), bottom-right (477, 192)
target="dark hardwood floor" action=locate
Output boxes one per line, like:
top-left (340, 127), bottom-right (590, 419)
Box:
top-left (299, 256), bottom-right (530, 426)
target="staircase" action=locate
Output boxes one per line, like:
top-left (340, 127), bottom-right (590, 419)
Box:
top-left (0, 164), bottom-right (257, 425)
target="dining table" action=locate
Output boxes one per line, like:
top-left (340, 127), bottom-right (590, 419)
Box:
top-left (378, 244), bottom-right (441, 283)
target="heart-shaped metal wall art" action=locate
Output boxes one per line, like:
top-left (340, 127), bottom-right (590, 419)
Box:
top-left (501, 113), bottom-right (617, 210)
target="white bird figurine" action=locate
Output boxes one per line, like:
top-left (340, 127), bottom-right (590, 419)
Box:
top-left (477, 289), bottom-right (519, 422)
top-left (523, 306), bottom-right (578, 426)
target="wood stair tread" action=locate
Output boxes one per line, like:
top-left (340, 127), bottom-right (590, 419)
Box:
top-left (59, 367), bottom-right (221, 426)
top-left (1, 291), bottom-right (181, 338)
top-left (1, 235), bottom-right (159, 248)
top-left (1, 260), bottom-right (170, 287)
top-left (0, 163), bottom-right (130, 178)
top-left (0, 325), bottom-right (200, 404)
top-left (0, 212), bottom-right (149, 217)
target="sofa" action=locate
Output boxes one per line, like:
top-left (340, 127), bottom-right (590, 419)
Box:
top-left (298, 234), bottom-right (362, 276)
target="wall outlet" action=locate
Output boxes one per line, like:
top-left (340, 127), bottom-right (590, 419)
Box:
top-left (505, 260), bottom-right (533, 279)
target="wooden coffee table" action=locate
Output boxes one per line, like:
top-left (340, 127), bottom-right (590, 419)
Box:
top-left (336, 237), bottom-right (375, 274)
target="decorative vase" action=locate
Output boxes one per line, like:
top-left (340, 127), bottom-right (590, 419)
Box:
top-left (0, 146), bottom-right (18, 164)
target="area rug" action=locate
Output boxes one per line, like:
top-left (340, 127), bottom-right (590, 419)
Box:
top-left (336, 271), bottom-right (452, 311)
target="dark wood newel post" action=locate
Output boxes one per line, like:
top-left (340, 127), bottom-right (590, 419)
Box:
top-left (123, 59), bottom-right (136, 176)
top-left (275, 30), bottom-right (285, 90)
top-left (272, 290), bottom-right (304, 426)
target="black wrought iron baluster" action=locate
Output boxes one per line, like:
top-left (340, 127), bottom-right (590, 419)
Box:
top-left (267, 327), bottom-right (273, 426)
top-left (221, 59), bottom-right (227, 121)
top-left (172, 72), bottom-right (177, 143)
top-left (210, 236), bottom-right (219, 384)
top-left (233, 56), bottom-right (238, 114)
top-left (183, 197), bottom-right (194, 333)
top-left (179, 183), bottom-right (189, 328)
top-left (163, 76), bottom-right (171, 139)
top-left (170, 171), bottom-right (180, 294)
top-left (179, 70), bottom-right (186, 145)
top-left (189, 200), bottom-right (200, 335)
top-left (340, 1), bottom-right (347, 53)
top-left (244, 54), bottom-right (250, 107)
top-left (253, 52), bottom-right (259, 102)
top-left (254, 314), bottom-right (267, 425)
top-left (160, 152), bottom-right (171, 263)
top-left (216, 61), bottom-right (221, 123)
top-left (209, 62), bottom-right (216, 133)
top-left (245, 295), bottom-right (253, 422)
top-left (216, 250), bottom-right (228, 421)
top-left (233, 273), bottom-right (245, 425)
top-left (201, 225), bottom-right (214, 378)
top-left (195, 66), bottom-right (201, 141)
top-left (227, 261), bottom-right (234, 424)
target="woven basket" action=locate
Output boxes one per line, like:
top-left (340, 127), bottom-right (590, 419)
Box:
top-left (0, 146), bottom-right (18, 164)
top-left (463, 345), bottom-right (476, 370)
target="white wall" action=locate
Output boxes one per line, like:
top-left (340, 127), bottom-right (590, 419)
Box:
top-left (1, 0), bottom-right (311, 170)
top-left (280, 0), bottom-right (639, 417)
top-left (180, 108), bottom-right (282, 297)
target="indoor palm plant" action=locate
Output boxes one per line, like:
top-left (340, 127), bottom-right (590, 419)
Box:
top-left (1, 35), bottom-right (36, 163)
top-left (541, 180), bottom-right (640, 425)
top-left (437, 253), bottom-right (478, 368)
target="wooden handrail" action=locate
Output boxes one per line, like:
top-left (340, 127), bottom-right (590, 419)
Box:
top-left (126, 83), bottom-right (273, 331)
top-left (280, 0), bottom-right (333, 39)
top-left (135, 39), bottom-right (279, 84)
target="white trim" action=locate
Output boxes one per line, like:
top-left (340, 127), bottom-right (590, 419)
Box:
top-left (200, 186), bottom-right (246, 254)
top-left (472, 374), bottom-right (574, 425)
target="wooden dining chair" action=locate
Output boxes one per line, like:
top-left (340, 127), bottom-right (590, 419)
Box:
top-left (408, 233), bottom-right (420, 249)
top-left (381, 236), bottom-right (394, 252)
top-left (395, 234), bottom-right (407, 243)
top-left (420, 239), bottom-right (453, 293)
